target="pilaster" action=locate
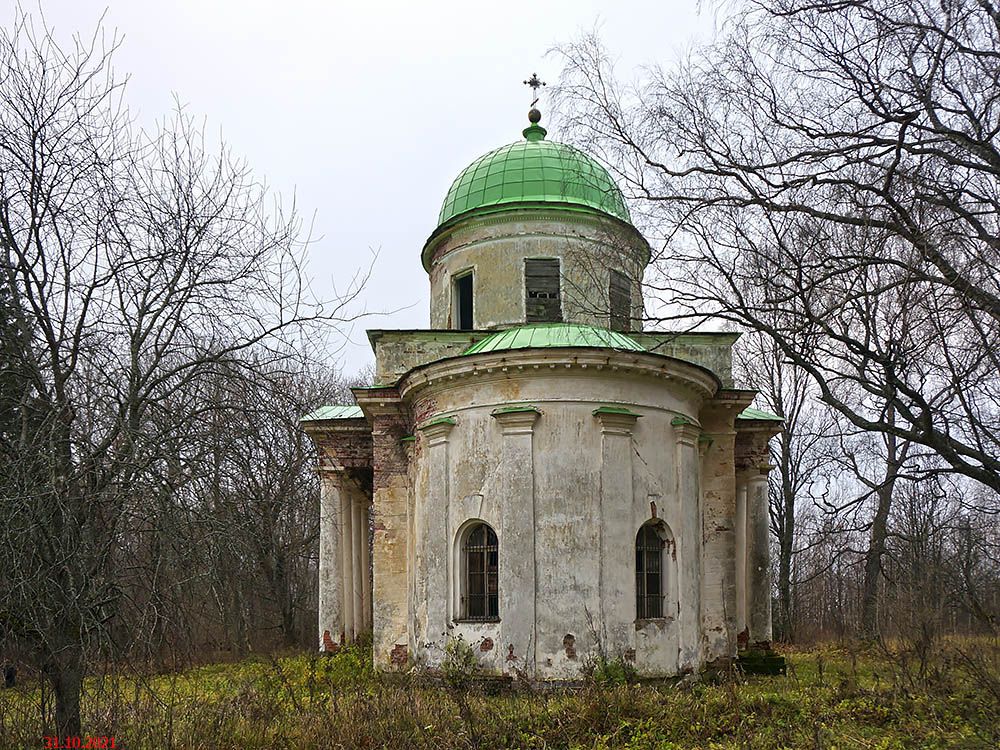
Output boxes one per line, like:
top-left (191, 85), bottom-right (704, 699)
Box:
top-left (672, 416), bottom-right (702, 671)
top-left (595, 406), bottom-right (640, 657)
top-left (416, 416), bottom-right (456, 653)
top-left (698, 410), bottom-right (739, 665)
top-left (355, 386), bottom-right (411, 667)
top-left (491, 406), bottom-right (539, 676)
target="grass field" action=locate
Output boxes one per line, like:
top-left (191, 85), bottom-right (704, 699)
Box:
top-left (1, 639), bottom-right (997, 749)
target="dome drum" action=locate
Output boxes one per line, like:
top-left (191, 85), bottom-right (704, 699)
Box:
top-left (427, 213), bottom-right (647, 332)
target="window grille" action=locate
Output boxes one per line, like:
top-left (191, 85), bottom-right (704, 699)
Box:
top-left (462, 523), bottom-right (499, 621)
top-left (525, 258), bottom-right (562, 322)
top-left (609, 270), bottom-right (631, 331)
top-left (636, 524), bottom-right (665, 619)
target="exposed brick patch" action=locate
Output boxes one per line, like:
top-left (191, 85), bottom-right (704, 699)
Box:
top-left (506, 644), bottom-right (517, 662)
top-left (480, 637), bottom-right (494, 652)
top-left (412, 397), bottom-right (441, 425)
top-left (390, 643), bottom-right (408, 666)
top-left (371, 413), bottom-right (411, 492)
top-left (322, 630), bottom-right (337, 652)
top-left (563, 634), bottom-right (577, 660)
top-left (308, 425), bottom-right (373, 473)
top-left (737, 627), bottom-right (750, 650)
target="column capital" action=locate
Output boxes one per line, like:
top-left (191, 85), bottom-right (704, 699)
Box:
top-left (492, 405), bottom-right (540, 434)
top-left (748, 465), bottom-right (774, 485)
top-left (671, 415), bottom-right (701, 445)
top-left (417, 415), bottom-right (456, 445)
top-left (594, 405), bottom-right (640, 435)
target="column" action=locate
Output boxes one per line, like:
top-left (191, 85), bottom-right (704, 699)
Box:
top-left (735, 474), bottom-right (749, 640)
top-left (594, 407), bottom-right (639, 656)
top-left (493, 406), bottom-right (539, 676)
top-left (352, 494), bottom-right (365, 637)
top-left (361, 501), bottom-right (373, 632)
top-left (318, 470), bottom-right (344, 649)
top-left (747, 467), bottom-right (773, 647)
top-left (340, 478), bottom-right (355, 642)
top-left (672, 417), bottom-right (701, 671)
top-left (699, 425), bottom-right (738, 664)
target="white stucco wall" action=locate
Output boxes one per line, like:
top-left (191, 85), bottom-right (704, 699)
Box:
top-left (398, 348), bottom-right (719, 678)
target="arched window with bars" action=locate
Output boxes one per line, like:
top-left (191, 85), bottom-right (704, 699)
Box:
top-left (461, 522), bottom-right (499, 621)
top-left (636, 522), bottom-right (667, 619)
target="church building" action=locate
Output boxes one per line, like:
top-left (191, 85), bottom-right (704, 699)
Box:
top-left (301, 104), bottom-right (781, 678)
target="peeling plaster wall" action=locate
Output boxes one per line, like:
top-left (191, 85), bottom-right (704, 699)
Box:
top-left (629, 333), bottom-right (739, 389)
top-left (426, 213), bottom-right (647, 331)
top-left (400, 360), bottom-right (711, 678)
top-left (369, 330), bottom-right (740, 390)
top-left (370, 331), bottom-right (486, 387)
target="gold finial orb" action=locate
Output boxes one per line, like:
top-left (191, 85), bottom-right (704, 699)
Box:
top-left (528, 107), bottom-right (542, 124)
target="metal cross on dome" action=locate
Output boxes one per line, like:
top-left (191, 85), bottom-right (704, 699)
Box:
top-left (523, 72), bottom-right (546, 107)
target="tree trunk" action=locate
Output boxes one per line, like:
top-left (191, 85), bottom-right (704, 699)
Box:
top-left (46, 647), bottom-right (84, 737)
top-left (861, 482), bottom-right (893, 638)
top-left (860, 419), bottom-right (903, 640)
top-left (272, 551), bottom-right (298, 648)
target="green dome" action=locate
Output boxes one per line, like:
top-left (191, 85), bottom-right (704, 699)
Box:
top-left (463, 323), bottom-right (644, 356)
top-left (437, 122), bottom-right (631, 229)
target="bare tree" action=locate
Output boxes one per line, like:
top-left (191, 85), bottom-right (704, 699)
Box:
top-left (554, 0), bottom-right (1000, 497)
top-left (734, 333), bottom-right (838, 641)
top-left (553, 0), bottom-right (1000, 641)
top-left (0, 11), bottom-right (361, 734)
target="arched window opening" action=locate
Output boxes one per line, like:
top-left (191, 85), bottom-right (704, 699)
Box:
top-left (462, 523), bottom-right (499, 621)
top-left (636, 523), bottom-right (666, 619)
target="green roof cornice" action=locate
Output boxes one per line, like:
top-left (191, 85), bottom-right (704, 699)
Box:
top-left (593, 406), bottom-right (642, 418)
top-left (300, 405), bottom-right (364, 422)
top-left (418, 415), bottom-right (457, 431)
top-left (737, 407), bottom-right (783, 422)
top-left (491, 404), bottom-right (541, 416)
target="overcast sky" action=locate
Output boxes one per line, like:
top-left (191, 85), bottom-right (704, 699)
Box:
top-left (12, 1), bottom-right (718, 374)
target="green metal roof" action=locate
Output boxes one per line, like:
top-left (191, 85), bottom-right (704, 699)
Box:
top-left (418, 415), bottom-right (457, 430)
top-left (737, 407), bottom-right (783, 422)
top-left (462, 323), bottom-right (644, 356)
top-left (300, 405), bottom-right (364, 422)
top-left (437, 118), bottom-right (630, 230)
top-left (593, 405), bottom-right (642, 417)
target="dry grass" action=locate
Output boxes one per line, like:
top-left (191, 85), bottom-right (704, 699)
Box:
top-left (1, 638), bottom-right (997, 749)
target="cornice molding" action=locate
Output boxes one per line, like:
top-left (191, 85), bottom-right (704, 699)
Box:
top-left (399, 348), bottom-right (719, 403)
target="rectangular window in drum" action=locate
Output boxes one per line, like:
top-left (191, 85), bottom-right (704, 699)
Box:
top-left (524, 258), bottom-right (562, 323)
top-left (454, 271), bottom-right (474, 330)
top-left (609, 269), bottom-right (631, 332)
